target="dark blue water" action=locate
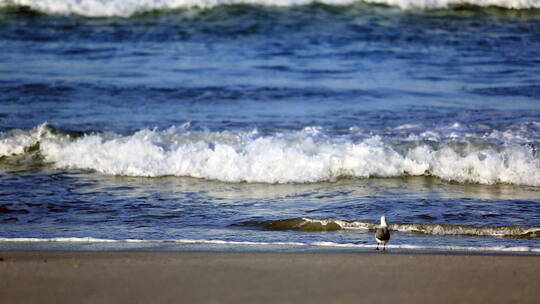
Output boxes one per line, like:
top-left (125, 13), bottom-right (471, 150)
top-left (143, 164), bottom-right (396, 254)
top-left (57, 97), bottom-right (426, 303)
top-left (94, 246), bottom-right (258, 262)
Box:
top-left (1, 2), bottom-right (540, 252)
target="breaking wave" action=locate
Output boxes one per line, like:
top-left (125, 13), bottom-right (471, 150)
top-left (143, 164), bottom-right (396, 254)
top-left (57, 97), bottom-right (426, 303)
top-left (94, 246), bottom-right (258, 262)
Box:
top-left (240, 217), bottom-right (540, 238)
top-left (1, 0), bottom-right (540, 17)
top-left (1, 123), bottom-right (539, 186)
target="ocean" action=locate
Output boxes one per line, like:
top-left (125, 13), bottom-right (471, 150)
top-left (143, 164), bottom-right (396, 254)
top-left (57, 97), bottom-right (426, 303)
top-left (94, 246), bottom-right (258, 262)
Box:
top-left (0, 0), bottom-right (539, 253)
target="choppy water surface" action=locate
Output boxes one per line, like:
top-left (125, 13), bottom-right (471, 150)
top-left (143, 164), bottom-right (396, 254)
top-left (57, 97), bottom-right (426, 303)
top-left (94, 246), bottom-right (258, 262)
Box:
top-left (1, 0), bottom-right (539, 252)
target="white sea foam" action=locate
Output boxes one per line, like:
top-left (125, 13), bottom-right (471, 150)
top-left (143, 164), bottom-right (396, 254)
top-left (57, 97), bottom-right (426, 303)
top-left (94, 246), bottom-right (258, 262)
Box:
top-left (40, 129), bottom-right (540, 186)
top-left (0, 123), bottom-right (49, 157)
top-left (1, 0), bottom-right (540, 17)
top-left (0, 237), bottom-right (538, 252)
top-left (1, 125), bottom-right (539, 186)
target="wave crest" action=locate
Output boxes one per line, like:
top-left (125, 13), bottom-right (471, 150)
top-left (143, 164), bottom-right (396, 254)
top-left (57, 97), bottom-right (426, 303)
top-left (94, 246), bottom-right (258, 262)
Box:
top-left (1, 124), bottom-right (539, 186)
top-left (240, 217), bottom-right (540, 238)
top-left (0, 123), bottom-right (50, 157)
top-left (1, 0), bottom-right (540, 17)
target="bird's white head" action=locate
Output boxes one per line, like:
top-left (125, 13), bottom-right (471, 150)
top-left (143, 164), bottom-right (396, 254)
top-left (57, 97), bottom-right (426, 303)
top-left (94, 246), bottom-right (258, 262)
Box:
top-left (380, 216), bottom-right (388, 227)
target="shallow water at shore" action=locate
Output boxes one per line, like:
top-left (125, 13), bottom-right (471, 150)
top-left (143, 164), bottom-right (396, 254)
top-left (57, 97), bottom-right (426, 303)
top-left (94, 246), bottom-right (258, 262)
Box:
top-left (2, 172), bottom-right (539, 252)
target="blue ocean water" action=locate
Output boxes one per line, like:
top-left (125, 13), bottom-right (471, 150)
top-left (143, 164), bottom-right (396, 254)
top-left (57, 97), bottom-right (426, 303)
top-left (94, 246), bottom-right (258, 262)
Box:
top-left (1, 0), bottom-right (540, 252)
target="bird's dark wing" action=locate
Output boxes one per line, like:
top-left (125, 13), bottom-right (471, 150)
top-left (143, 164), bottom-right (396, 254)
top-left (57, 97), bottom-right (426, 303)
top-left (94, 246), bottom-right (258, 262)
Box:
top-left (375, 227), bottom-right (390, 241)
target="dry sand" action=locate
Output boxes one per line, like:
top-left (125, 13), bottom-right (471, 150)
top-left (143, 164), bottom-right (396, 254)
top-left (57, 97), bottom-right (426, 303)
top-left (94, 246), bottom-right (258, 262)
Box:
top-left (1, 251), bottom-right (539, 303)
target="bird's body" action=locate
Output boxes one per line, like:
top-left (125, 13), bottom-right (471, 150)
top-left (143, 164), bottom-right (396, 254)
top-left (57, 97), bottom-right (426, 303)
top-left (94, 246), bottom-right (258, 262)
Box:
top-left (375, 216), bottom-right (390, 251)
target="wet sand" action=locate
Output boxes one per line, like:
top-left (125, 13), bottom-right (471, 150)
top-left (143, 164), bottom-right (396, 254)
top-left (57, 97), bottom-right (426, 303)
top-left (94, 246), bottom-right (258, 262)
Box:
top-left (1, 251), bottom-right (539, 303)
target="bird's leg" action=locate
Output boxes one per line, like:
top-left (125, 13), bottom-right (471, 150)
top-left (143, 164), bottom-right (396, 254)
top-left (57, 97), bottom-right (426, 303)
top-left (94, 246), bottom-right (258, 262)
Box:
top-left (383, 243), bottom-right (386, 251)
top-left (375, 244), bottom-right (379, 250)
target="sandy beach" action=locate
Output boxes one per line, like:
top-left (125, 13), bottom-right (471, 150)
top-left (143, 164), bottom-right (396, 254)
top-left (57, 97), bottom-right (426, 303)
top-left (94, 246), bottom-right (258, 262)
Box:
top-left (1, 251), bottom-right (539, 303)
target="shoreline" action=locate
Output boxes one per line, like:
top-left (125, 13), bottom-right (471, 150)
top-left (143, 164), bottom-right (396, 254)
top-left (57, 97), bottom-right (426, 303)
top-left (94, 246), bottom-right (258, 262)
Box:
top-left (0, 238), bottom-right (539, 256)
top-left (1, 251), bottom-right (539, 303)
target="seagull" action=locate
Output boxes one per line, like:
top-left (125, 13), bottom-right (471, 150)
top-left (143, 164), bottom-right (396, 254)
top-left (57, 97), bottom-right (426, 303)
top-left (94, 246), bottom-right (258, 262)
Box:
top-left (375, 216), bottom-right (390, 251)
